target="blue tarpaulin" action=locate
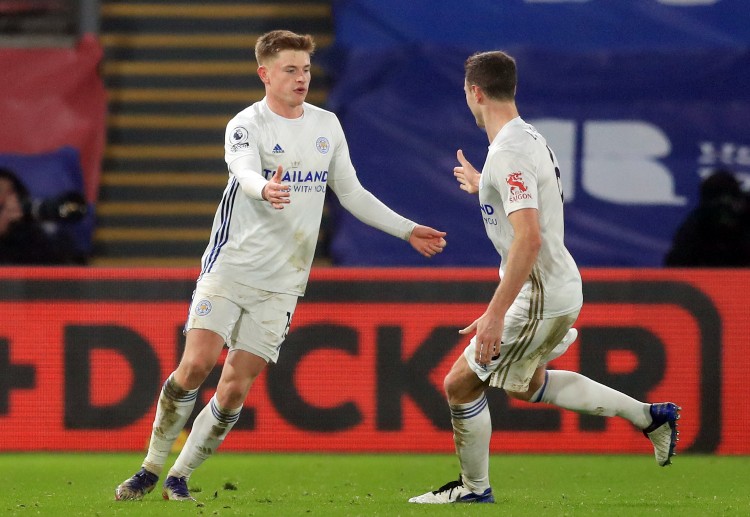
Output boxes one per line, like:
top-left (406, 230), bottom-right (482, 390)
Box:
top-left (322, 0), bottom-right (750, 266)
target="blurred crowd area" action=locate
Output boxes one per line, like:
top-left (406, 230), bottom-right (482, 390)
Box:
top-left (0, 0), bottom-right (78, 43)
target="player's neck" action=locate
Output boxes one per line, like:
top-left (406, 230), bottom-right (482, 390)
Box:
top-left (484, 103), bottom-right (519, 142)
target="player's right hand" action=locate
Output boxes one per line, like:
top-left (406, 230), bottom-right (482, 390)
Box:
top-left (262, 165), bottom-right (291, 209)
top-left (454, 149), bottom-right (480, 195)
top-left (460, 312), bottom-right (503, 366)
top-left (408, 225), bottom-right (447, 258)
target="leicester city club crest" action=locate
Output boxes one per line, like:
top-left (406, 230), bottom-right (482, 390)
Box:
top-left (315, 137), bottom-right (330, 154)
top-left (194, 299), bottom-right (212, 316)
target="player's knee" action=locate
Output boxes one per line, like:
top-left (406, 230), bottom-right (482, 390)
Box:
top-left (443, 371), bottom-right (460, 401)
top-left (443, 365), bottom-right (484, 405)
top-left (216, 380), bottom-right (251, 409)
top-left (175, 358), bottom-right (213, 389)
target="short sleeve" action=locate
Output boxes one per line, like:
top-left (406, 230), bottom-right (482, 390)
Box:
top-left (487, 150), bottom-right (539, 216)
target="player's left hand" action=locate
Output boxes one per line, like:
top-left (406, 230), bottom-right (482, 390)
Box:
top-left (262, 165), bottom-right (291, 209)
top-left (454, 149), bottom-right (481, 194)
top-left (408, 225), bottom-right (447, 258)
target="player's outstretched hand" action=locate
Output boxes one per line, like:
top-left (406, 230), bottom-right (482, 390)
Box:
top-left (409, 225), bottom-right (447, 258)
top-left (454, 149), bottom-right (480, 194)
top-left (262, 165), bottom-right (291, 209)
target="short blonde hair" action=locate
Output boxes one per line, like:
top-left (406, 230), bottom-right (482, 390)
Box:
top-left (255, 30), bottom-right (316, 65)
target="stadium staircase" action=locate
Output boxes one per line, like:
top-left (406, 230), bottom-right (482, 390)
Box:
top-left (95, 0), bottom-right (334, 266)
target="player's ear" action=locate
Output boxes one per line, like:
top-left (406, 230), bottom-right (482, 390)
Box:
top-left (472, 84), bottom-right (483, 103)
top-left (257, 65), bottom-right (269, 83)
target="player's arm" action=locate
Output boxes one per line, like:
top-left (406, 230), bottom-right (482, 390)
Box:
top-left (489, 208), bottom-right (541, 315)
top-left (453, 149), bottom-right (481, 194)
top-left (461, 207), bottom-right (541, 365)
top-left (230, 156), bottom-right (290, 209)
top-left (225, 119), bottom-right (290, 209)
top-left (225, 122), bottom-right (267, 200)
top-left (327, 117), bottom-right (445, 256)
top-left (328, 173), bottom-right (446, 257)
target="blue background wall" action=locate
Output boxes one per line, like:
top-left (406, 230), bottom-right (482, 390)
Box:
top-left (322, 0), bottom-right (750, 266)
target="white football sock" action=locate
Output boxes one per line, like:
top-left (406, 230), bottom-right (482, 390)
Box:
top-left (450, 394), bottom-right (491, 494)
top-left (535, 370), bottom-right (651, 429)
top-left (169, 395), bottom-right (241, 479)
top-left (142, 373), bottom-right (198, 476)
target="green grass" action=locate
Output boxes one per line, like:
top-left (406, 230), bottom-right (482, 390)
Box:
top-left (1, 453), bottom-right (748, 516)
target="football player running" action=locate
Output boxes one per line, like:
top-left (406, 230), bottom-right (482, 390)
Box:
top-left (115, 30), bottom-right (446, 503)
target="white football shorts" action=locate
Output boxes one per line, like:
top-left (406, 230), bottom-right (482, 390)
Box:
top-left (464, 308), bottom-right (580, 392)
top-left (185, 283), bottom-right (298, 363)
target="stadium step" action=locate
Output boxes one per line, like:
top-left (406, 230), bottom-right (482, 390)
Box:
top-left (96, 0), bottom-right (333, 266)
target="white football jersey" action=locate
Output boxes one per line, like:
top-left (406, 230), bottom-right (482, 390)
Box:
top-left (478, 117), bottom-right (583, 318)
top-left (198, 99), bottom-right (364, 295)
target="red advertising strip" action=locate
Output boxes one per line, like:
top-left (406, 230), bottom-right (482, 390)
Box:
top-left (0, 267), bottom-right (747, 454)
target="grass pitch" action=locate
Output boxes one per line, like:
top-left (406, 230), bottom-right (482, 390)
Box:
top-left (1, 453), bottom-right (747, 516)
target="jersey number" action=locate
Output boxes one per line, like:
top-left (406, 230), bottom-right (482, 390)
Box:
top-left (546, 145), bottom-right (564, 203)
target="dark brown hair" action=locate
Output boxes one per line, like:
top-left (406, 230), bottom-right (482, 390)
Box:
top-left (464, 51), bottom-right (517, 101)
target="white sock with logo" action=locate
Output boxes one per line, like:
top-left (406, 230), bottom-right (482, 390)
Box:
top-left (450, 393), bottom-right (491, 494)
